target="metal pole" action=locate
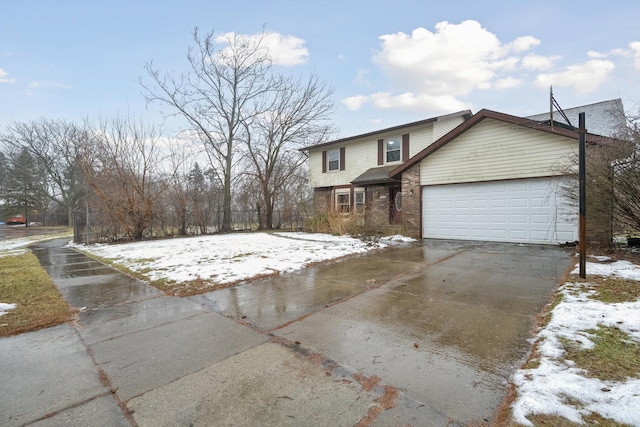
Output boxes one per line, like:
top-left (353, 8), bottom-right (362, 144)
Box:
top-left (579, 112), bottom-right (586, 278)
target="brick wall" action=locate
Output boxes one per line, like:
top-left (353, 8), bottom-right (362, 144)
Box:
top-left (313, 188), bottom-right (331, 214)
top-left (401, 163), bottom-right (422, 238)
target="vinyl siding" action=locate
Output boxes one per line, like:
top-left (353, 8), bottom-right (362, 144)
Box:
top-left (433, 115), bottom-right (466, 140)
top-left (308, 116), bottom-right (465, 188)
top-left (420, 118), bottom-right (577, 186)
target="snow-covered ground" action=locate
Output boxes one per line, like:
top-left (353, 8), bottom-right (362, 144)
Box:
top-left (4, 230), bottom-right (638, 423)
top-left (71, 232), bottom-right (390, 286)
top-left (511, 258), bottom-right (640, 426)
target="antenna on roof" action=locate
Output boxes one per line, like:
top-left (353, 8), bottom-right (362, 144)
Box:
top-left (550, 86), bottom-right (553, 128)
top-left (549, 86), bottom-right (573, 128)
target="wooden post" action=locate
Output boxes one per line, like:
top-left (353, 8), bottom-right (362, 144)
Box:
top-left (579, 112), bottom-right (586, 279)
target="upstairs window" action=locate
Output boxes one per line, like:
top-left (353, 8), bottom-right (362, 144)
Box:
top-left (386, 137), bottom-right (401, 163)
top-left (328, 149), bottom-right (340, 171)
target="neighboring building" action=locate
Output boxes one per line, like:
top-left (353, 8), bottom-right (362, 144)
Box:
top-left (304, 100), bottom-right (623, 245)
top-left (526, 98), bottom-right (626, 138)
top-left (302, 110), bottom-right (472, 232)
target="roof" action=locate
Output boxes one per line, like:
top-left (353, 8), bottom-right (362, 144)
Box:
top-left (300, 110), bottom-right (473, 151)
top-left (351, 166), bottom-right (400, 186)
top-left (526, 99), bottom-right (625, 137)
top-left (389, 109), bottom-right (613, 179)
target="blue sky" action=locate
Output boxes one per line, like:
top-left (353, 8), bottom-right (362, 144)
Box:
top-left (1, 0), bottom-right (638, 138)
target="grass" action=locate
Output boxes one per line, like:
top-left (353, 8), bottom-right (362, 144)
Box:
top-left (562, 325), bottom-right (640, 382)
top-left (521, 413), bottom-right (634, 427)
top-left (0, 252), bottom-right (74, 337)
top-left (581, 275), bottom-right (640, 303)
top-left (497, 259), bottom-right (640, 427)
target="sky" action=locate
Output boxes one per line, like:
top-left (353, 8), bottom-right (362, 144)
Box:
top-left (1, 0), bottom-right (639, 139)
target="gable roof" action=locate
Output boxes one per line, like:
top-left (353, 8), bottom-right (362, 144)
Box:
top-left (300, 110), bottom-right (472, 151)
top-left (389, 109), bottom-right (613, 179)
top-left (526, 99), bottom-right (625, 137)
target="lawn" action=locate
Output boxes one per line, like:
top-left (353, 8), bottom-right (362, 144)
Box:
top-left (0, 252), bottom-right (74, 337)
top-left (507, 255), bottom-right (640, 426)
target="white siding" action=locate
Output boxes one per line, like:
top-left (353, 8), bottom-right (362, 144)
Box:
top-left (433, 115), bottom-right (465, 140)
top-left (308, 115), bottom-right (466, 188)
top-left (420, 118), bottom-right (577, 186)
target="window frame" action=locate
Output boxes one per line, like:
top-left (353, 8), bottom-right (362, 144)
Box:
top-left (354, 189), bottom-right (365, 212)
top-left (385, 137), bottom-right (401, 163)
top-left (327, 148), bottom-right (340, 172)
top-left (336, 191), bottom-right (350, 214)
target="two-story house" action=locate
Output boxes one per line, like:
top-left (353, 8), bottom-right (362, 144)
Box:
top-left (302, 110), bottom-right (472, 231)
top-left (303, 99), bottom-right (625, 245)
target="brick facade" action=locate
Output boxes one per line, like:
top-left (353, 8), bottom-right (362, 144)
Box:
top-left (400, 163), bottom-right (422, 238)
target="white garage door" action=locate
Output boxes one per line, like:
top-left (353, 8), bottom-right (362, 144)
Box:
top-left (422, 178), bottom-right (578, 244)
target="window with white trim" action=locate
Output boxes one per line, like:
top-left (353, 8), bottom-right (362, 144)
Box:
top-left (328, 149), bottom-right (340, 171)
top-left (336, 192), bottom-right (350, 213)
top-left (386, 137), bottom-right (401, 163)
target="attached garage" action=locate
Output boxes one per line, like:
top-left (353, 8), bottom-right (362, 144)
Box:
top-left (389, 109), bottom-right (610, 244)
top-left (422, 178), bottom-right (577, 244)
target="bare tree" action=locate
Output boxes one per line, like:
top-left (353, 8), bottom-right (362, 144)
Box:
top-left (0, 119), bottom-right (88, 225)
top-left (609, 109), bottom-right (640, 233)
top-left (141, 28), bottom-right (278, 232)
top-left (559, 108), bottom-right (640, 244)
top-left (80, 116), bottom-right (173, 241)
top-left (243, 74), bottom-right (334, 229)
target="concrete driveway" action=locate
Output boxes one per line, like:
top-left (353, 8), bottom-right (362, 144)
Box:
top-left (0, 238), bottom-right (571, 426)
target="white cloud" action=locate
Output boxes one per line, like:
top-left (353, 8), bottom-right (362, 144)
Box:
top-left (214, 31), bottom-right (308, 67)
top-left (342, 95), bottom-right (369, 111)
top-left (26, 80), bottom-right (72, 96)
top-left (587, 42), bottom-right (640, 70)
top-left (521, 54), bottom-right (561, 71)
top-left (345, 20), bottom-right (540, 112)
top-left (343, 91), bottom-right (469, 114)
top-left (0, 68), bottom-right (16, 83)
top-left (535, 59), bottom-right (615, 94)
top-left (353, 69), bottom-right (371, 85)
top-left (587, 50), bottom-right (607, 59)
top-left (506, 36), bottom-right (541, 53)
top-left (630, 41), bottom-right (640, 70)
top-left (29, 81), bottom-right (71, 90)
top-left (494, 77), bottom-right (523, 89)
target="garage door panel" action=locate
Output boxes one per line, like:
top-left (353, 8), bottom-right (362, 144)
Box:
top-left (509, 198), bottom-right (527, 208)
top-left (422, 178), bottom-right (578, 244)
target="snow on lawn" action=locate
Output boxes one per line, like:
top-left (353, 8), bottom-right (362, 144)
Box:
top-left (73, 232), bottom-right (385, 287)
top-left (511, 258), bottom-right (640, 426)
top-left (0, 303), bottom-right (17, 317)
top-left (0, 233), bottom-right (72, 258)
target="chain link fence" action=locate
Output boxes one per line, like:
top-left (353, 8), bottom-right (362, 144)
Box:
top-left (74, 208), bottom-right (308, 244)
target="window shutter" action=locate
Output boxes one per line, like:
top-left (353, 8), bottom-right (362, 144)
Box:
top-left (402, 134), bottom-right (410, 162)
top-left (339, 147), bottom-right (345, 171)
top-left (322, 150), bottom-right (327, 173)
top-left (377, 139), bottom-right (384, 165)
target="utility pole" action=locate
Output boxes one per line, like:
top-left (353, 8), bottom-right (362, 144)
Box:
top-left (579, 112), bottom-right (586, 279)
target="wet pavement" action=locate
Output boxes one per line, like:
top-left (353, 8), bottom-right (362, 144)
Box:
top-left (0, 237), bottom-right (572, 426)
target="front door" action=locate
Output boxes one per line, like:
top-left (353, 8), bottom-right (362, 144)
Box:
top-left (390, 186), bottom-right (402, 223)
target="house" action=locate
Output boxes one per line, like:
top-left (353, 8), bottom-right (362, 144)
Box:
top-left (302, 110), bottom-right (472, 231)
top-left (304, 99), bottom-right (624, 245)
